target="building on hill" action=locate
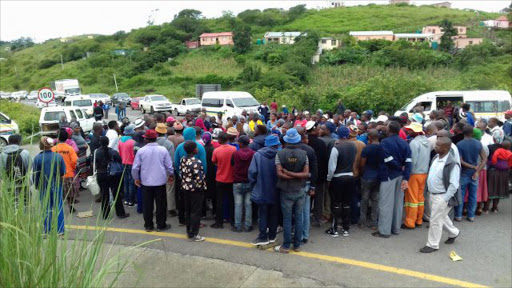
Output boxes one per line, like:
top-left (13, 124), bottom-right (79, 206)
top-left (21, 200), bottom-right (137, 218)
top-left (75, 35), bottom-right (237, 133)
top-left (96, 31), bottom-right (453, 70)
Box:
top-left (453, 26), bottom-right (467, 37)
top-left (394, 33), bottom-right (434, 43)
top-left (455, 37), bottom-right (483, 49)
top-left (199, 32), bottom-right (233, 46)
top-left (349, 31), bottom-right (394, 41)
top-left (186, 41), bottom-right (199, 49)
top-left (483, 16), bottom-right (510, 29)
top-left (264, 32), bottom-right (306, 44)
top-left (389, 0), bottom-right (410, 4)
top-left (431, 2), bottom-right (451, 8)
top-left (318, 37), bottom-right (341, 50)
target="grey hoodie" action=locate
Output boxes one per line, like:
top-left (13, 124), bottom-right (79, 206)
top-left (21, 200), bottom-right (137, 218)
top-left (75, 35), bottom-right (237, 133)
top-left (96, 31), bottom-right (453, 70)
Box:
top-left (409, 135), bottom-right (431, 174)
top-left (0, 144), bottom-right (31, 176)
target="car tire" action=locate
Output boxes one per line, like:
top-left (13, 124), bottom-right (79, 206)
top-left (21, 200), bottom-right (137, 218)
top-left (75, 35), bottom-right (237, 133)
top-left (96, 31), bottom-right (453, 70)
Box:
top-left (150, 106), bottom-right (154, 114)
top-left (142, 106), bottom-right (146, 114)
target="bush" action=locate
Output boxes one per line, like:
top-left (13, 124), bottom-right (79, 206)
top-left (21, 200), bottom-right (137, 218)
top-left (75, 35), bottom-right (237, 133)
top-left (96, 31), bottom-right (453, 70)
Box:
top-left (39, 59), bottom-right (59, 69)
top-left (0, 100), bottom-right (40, 136)
top-left (267, 53), bottom-right (283, 65)
top-left (238, 65), bottom-right (262, 82)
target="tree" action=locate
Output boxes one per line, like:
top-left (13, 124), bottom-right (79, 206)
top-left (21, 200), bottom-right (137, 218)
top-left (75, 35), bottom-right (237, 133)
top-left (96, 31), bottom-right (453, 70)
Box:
top-left (175, 9), bottom-right (202, 19)
top-left (288, 4), bottom-right (307, 21)
top-left (233, 24), bottom-right (252, 54)
top-left (439, 19), bottom-right (457, 53)
top-left (133, 26), bottom-right (161, 47)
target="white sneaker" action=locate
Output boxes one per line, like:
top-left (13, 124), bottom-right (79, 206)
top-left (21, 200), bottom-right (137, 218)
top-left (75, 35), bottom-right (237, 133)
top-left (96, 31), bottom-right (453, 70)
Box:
top-left (342, 230), bottom-right (350, 237)
top-left (189, 235), bottom-right (205, 242)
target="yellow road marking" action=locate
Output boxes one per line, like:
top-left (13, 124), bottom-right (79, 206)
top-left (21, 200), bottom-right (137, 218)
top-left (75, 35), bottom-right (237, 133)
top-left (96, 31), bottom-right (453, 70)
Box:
top-left (68, 225), bottom-right (487, 288)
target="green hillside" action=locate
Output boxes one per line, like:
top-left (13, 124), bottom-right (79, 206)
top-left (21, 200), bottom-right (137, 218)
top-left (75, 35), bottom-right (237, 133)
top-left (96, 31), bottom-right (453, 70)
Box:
top-left (0, 4), bottom-right (511, 113)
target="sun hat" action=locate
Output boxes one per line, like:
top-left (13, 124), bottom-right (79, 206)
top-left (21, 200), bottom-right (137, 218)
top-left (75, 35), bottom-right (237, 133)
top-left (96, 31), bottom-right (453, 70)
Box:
top-left (305, 121), bottom-right (317, 131)
top-left (265, 135), bottom-right (281, 147)
top-left (142, 129), bottom-right (158, 139)
top-left (155, 123), bottom-right (167, 134)
top-left (212, 128), bottom-right (223, 139)
top-left (123, 124), bottom-right (135, 135)
top-left (166, 116), bottom-right (176, 123)
top-left (40, 136), bottom-right (55, 149)
top-left (238, 135), bottom-right (250, 146)
top-left (227, 127), bottom-right (239, 137)
top-left (376, 115), bottom-right (388, 123)
top-left (337, 126), bottom-right (350, 139)
top-left (404, 122), bottom-right (424, 134)
top-left (173, 122), bottom-right (184, 131)
top-left (283, 128), bottom-right (301, 144)
top-left (134, 118), bottom-right (145, 129)
top-left (348, 125), bottom-right (358, 137)
top-left (505, 110), bottom-right (512, 116)
top-left (411, 113), bottom-right (423, 123)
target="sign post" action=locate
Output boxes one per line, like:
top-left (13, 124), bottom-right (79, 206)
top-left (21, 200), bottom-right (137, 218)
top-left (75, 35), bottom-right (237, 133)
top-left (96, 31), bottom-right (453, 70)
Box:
top-left (38, 87), bottom-right (55, 107)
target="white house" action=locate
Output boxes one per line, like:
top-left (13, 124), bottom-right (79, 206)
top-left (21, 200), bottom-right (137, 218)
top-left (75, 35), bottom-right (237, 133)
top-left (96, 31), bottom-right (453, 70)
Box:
top-left (264, 32), bottom-right (306, 45)
top-left (484, 16), bottom-right (510, 29)
top-left (394, 33), bottom-right (434, 43)
top-left (318, 37), bottom-right (341, 50)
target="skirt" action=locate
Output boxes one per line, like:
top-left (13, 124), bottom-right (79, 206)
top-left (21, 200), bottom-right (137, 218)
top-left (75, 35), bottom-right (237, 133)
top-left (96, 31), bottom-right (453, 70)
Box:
top-left (465, 169), bottom-right (488, 202)
top-left (77, 148), bottom-right (89, 181)
top-left (487, 168), bottom-right (510, 200)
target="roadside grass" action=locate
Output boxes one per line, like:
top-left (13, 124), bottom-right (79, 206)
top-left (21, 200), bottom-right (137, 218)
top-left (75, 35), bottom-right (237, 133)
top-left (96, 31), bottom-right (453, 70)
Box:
top-left (0, 100), bottom-right (41, 136)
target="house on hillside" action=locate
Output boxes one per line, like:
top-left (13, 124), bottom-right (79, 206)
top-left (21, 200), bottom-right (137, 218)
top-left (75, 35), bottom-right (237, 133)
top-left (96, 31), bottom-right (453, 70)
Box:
top-left (264, 32), bottom-right (306, 44)
top-left (186, 41), bottom-right (199, 49)
top-left (455, 38), bottom-right (483, 49)
top-left (318, 37), bottom-right (341, 50)
top-left (199, 32), bottom-right (234, 46)
top-left (453, 26), bottom-right (467, 37)
top-left (432, 2), bottom-right (451, 8)
top-left (389, 0), bottom-right (410, 4)
top-left (394, 33), bottom-right (434, 43)
top-left (483, 16), bottom-right (511, 29)
top-left (349, 31), bottom-right (394, 41)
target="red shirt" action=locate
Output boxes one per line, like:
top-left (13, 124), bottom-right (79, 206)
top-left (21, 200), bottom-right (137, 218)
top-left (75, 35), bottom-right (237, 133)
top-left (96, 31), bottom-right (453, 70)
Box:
top-left (399, 128), bottom-right (407, 140)
top-left (212, 144), bottom-right (237, 183)
top-left (118, 138), bottom-right (135, 165)
top-left (294, 119), bottom-right (307, 128)
top-left (270, 102), bottom-right (278, 111)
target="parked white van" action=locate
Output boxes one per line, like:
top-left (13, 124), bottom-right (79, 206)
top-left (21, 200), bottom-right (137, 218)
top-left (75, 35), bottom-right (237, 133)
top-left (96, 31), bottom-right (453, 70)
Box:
top-left (0, 112), bottom-right (20, 148)
top-left (395, 90), bottom-right (512, 121)
top-left (201, 91), bottom-right (260, 119)
top-left (39, 106), bottom-right (95, 136)
top-left (63, 95), bottom-right (94, 114)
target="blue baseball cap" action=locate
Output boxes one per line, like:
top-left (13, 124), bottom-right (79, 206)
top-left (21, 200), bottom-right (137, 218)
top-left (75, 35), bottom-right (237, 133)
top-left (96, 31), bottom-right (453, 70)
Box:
top-left (283, 128), bottom-right (301, 144)
top-left (337, 126), bottom-right (350, 139)
top-left (265, 135), bottom-right (281, 147)
top-left (123, 124), bottom-right (135, 135)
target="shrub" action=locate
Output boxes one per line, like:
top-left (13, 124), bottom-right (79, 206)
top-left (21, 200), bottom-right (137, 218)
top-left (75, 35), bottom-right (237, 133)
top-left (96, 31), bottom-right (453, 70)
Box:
top-left (267, 53), bottom-right (283, 65)
top-left (39, 59), bottom-right (59, 69)
top-left (238, 65), bottom-right (262, 82)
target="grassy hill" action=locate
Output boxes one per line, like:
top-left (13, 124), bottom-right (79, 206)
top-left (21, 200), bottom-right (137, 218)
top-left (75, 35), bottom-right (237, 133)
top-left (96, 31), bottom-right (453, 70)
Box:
top-left (0, 4), bottom-right (510, 114)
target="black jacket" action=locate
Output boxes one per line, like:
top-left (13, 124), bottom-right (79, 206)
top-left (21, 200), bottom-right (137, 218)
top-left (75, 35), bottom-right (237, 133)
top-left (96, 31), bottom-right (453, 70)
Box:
top-left (308, 135), bottom-right (328, 183)
top-left (296, 142), bottom-right (318, 188)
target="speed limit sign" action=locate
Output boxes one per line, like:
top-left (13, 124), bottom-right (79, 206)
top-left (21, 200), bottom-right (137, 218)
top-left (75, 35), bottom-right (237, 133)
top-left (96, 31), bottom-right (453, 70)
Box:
top-left (38, 87), bottom-right (55, 103)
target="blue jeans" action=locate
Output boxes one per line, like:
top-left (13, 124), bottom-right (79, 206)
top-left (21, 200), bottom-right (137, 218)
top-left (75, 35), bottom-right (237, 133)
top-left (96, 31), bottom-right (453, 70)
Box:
top-left (301, 182), bottom-right (311, 241)
top-left (456, 174), bottom-right (478, 218)
top-left (233, 182), bottom-right (252, 230)
top-left (123, 165), bottom-right (136, 203)
top-left (280, 191), bottom-right (305, 249)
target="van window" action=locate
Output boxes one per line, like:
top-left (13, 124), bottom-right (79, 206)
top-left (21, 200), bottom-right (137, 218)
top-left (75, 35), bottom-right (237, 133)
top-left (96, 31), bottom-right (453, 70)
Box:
top-left (409, 101), bottom-right (432, 112)
top-left (82, 109), bottom-right (94, 119)
top-left (72, 100), bottom-right (93, 107)
top-left (0, 113), bottom-right (8, 123)
top-left (499, 101), bottom-right (511, 112)
top-left (202, 98), bottom-right (223, 108)
top-left (232, 97), bottom-right (259, 108)
top-left (467, 101), bottom-right (500, 113)
top-left (75, 109), bottom-right (84, 119)
top-left (44, 111), bottom-right (66, 121)
top-left (226, 99), bottom-right (234, 108)
top-left (69, 110), bottom-right (77, 120)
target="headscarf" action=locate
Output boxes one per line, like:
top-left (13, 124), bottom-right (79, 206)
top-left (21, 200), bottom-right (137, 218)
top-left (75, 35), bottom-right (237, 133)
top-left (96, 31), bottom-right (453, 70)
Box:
top-left (195, 118), bottom-right (207, 132)
top-left (202, 132), bottom-right (212, 146)
top-left (472, 128), bottom-right (482, 141)
top-left (492, 129), bottom-right (504, 144)
top-left (40, 136), bottom-right (54, 150)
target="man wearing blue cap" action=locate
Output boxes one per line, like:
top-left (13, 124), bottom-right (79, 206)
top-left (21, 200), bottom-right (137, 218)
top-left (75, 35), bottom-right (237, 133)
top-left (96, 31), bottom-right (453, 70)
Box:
top-left (274, 128), bottom-right (310, 253)
top-left (249, 135), bottom-right (281, 246)
top-left (325, 126), bottom-right (357, 237)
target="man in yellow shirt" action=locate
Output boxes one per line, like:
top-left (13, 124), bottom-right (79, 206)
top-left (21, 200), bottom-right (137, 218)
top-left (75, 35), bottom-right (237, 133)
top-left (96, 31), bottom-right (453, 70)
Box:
top-left (52, 129), bottom-right (78, 213)
top-left (249, 114), bottom-right (263, 132)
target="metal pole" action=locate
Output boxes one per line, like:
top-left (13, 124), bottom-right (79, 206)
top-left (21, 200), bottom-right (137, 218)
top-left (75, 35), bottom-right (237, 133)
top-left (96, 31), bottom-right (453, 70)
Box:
top-left (14, 65), bottom-right (18, 76)
top-left (113, 73), bottom-right (119, 92)
top-left (60, 54), bottom-right (64, 70)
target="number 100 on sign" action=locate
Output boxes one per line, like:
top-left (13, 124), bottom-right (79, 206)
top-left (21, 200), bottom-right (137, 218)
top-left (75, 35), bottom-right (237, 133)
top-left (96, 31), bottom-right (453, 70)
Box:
top-left (38, 87), bottom-right (54, 103)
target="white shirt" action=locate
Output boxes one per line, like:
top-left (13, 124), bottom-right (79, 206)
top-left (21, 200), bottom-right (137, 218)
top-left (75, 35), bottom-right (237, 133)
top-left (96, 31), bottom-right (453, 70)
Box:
top-left (105, 129), bottom-right (119, 151)
top-left (427, 154), bottom-right (460, 202)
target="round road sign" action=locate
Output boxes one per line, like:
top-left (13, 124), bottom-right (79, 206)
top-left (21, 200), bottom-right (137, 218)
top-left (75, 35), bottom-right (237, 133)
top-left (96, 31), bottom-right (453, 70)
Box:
top-left (38, 87), bottom-right (55, 103)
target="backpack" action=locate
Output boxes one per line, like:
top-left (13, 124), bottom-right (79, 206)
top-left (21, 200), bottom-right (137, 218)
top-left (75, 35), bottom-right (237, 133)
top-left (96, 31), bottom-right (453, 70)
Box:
top-left (5, 149), bottom-right (26, 186)
top-left (106, 150), bottom-right (124, 176)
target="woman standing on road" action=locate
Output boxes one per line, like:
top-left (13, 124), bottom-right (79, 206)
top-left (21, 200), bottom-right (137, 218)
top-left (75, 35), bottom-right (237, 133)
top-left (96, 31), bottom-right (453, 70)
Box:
top-left (71, 122), bottom-right (89, 190)
top-left (94, 136), bottom-right (130, 220)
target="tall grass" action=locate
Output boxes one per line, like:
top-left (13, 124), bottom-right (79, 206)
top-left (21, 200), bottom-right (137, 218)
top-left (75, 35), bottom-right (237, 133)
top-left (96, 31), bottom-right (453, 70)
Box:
top-left (0, 141), bottom-right (135, 287)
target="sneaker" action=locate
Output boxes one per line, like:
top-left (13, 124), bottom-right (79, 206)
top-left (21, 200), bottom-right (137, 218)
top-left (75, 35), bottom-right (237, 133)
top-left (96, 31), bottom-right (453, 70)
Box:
top-left (293, 246), bottom-right (301, 252)
top-left (419, 246), bottom-right (438, 253)
top-left (231, 226), bottom-right (242, 233)
top-left (269, 237), bottom-right (277, 243)
top-left (274, 245), bottom-right (289, 254)
top-left (302, 238), bottom-right (308, 244)
top-left (341, 230), bottom-right (349, 237)
top-left (188, 235), bottom-right (205, 242)
top-left (467, 217), bottom-right (475, 222)
top-left (454, 217), bottom-right (462, 222)
top-left (156, 224), bottom-right (171, 232)
top-left (445, 232), bottom-right (460, 244)
top-left (124, 201), bottom-right (129, 206)
top-left (128, 202), bottom-right (134, 206)
top-left (244, 226), bottom-right (254, 232)
top-left (372, 231), bottom-right (390, 238)
top-left (210, 223), bottom-right (223, 229)
top-left (276, 226), bottom-right (283, 234)
top-left (251, 237), bottom-right (269, 246)
top-left (325, 227), bottom-right (339, 238)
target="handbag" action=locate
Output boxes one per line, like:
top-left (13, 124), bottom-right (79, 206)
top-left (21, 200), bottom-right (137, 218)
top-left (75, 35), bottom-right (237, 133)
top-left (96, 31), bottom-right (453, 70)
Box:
top-left (86, 150), bottom-right (100, 196)
top-left (107, 150), bottom-right (124, 176)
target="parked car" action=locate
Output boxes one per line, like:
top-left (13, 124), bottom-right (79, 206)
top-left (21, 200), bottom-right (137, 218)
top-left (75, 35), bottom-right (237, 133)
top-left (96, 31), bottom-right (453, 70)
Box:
top-left (27, 90), bottom-right (38, 100)
top-left (130, 97), bottom-right (144, 110)
top-left (89, 93), bottom-right (111, 105)
top-left (39, 106), bottom-right (94, 136)
top-left (0, 92), bottom-right (11, 99)
top-left (201, 91), bottom-right (260, 119)
top-left (0, 111), bottom-right (20, 148)
top-left (11, 91), bottom-right (28, 101)
top-left (172, 97), bottom-right (202, 115)
top-left (139, 95), bottom-right (173, 114)
top-left (112, 92), bottom-right (131, 106)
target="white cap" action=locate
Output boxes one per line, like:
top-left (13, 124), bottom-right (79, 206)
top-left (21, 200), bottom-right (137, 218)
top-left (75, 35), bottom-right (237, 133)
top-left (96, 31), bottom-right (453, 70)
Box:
top-left (376, 115), bottom-right (388, 123)
top-left (305, 121), bottom-right (316, 131)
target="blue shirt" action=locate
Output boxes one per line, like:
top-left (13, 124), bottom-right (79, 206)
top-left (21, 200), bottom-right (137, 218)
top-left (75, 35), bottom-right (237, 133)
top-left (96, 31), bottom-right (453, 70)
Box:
top-left (379, 135), bottom-right (412, 182)
top-left (357, 133), bottom-right (368, 145)
top-left (456, 138), bottom-right (482, 177)
top-left (33, 150), bottom-right (66, 194)
top-left (361, 144), bottom-right (381, 180)
top-left (132, 143), bottom-right (174, 186)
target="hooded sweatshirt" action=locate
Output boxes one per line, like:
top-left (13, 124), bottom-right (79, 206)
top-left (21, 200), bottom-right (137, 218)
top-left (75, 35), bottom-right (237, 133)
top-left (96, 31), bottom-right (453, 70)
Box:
top-left (249, 134), bottom-right (266, 152)
top-left (174, 127), bottom-right (207, 176)
top-left (0, 144), bottom-right (31, 176)
top-left (232, 147), bottom-right (255, 183)
top-left (249, 146), bottom-right (278, 204)
top-left (118, 136), bottom-right (135, 165)
top-left (409, 135), bottom-right (431, 174)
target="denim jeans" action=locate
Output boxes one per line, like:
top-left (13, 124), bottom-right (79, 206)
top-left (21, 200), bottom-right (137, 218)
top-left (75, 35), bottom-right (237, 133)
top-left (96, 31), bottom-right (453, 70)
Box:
top-left (456, 173), bottom-right (478, 218)
top-left (280, 191), bottom-right (305, 249)
top-left (123, 165), bottom-right (136, 203)
top-left (301, 182), bottom-right (311, 241)
top-left (233, 182), bottom-right (252, 230)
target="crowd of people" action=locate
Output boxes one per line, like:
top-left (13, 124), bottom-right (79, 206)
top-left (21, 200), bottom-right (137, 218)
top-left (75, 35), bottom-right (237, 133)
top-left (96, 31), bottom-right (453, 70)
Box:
top-left (1, 100), bottom-right (511, 253)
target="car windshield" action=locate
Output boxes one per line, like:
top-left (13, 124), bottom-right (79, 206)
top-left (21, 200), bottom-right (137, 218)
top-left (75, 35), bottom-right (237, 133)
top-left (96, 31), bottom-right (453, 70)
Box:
top-left (44, 111), bottom-right (66, 121)
top-left (115, 93), bottom-right (129, 98)
top-left (82, 109), bottom-right (94, 119)
top-left (150, 96), bottom-right (167, 101)
top-left (187, 99), bottom-right (201, 105)
top-left (232, 97), bottom-right (259, 107)
top-left (72, 100), bottom-right (93, 107)
top-left (65, 88), bottom-right (81, 94)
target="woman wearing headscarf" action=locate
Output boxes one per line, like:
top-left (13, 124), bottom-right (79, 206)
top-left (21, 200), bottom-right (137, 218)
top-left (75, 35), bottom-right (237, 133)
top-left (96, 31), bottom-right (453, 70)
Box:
top-left (485, 129), bottom-right (508, 213)
top-left (195, 118), bottom-right (208, 133)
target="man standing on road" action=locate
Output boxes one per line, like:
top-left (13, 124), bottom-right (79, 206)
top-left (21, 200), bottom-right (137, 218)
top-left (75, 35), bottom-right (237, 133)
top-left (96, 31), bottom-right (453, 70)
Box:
top-left (274, 128), bottom-right (310, 253)
top-left (373, 121), bottom-right (412, 238)
top-left (106, 121), bottom-right (120, 152)
top-left (118, 124), bottom-right (136, 206)
top-left (420, 137), bottom-right (460, 253)
top-left (93, 102), bottom-right (104, 121)
top-left (52, 129), bottom-right (78, 213)
top-left (359, 129), bottom-right (381, 230)
top-left (132, 129), bottom-right (174, 232)
top-left (325, 126), bottom-right (356, 238)
top-left (0, 134), bottom-right (31, 206)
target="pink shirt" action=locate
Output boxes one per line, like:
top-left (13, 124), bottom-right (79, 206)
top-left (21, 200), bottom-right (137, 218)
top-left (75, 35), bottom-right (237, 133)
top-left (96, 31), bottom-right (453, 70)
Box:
top-left (294, 119), bottom-right (307, 128)
top-left (118, 138), bottom-right (135, 165)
